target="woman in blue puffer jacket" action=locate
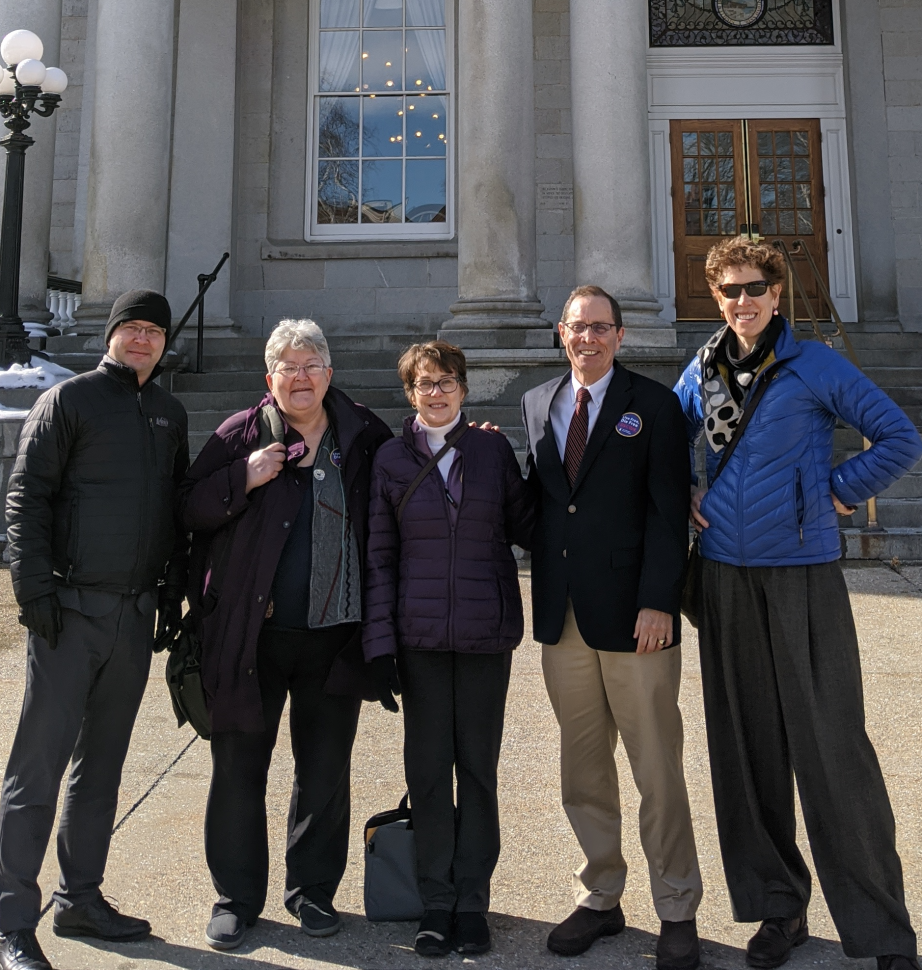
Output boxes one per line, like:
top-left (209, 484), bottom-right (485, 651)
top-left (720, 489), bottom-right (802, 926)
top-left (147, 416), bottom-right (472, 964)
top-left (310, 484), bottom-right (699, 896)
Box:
top-left (674, 236), bottom-right (922, 970)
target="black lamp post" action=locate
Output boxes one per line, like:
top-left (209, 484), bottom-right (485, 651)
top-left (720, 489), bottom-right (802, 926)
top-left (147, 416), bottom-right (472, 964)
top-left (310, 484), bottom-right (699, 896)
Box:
top-left (0, 29), bottom-right (67, 367)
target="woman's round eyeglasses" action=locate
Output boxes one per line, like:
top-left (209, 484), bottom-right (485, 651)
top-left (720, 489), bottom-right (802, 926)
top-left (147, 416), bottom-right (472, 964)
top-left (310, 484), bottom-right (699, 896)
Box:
top-left (413, 377), bottom-right (460, 395)
top-left (274, 362), bottom-right (327, 378)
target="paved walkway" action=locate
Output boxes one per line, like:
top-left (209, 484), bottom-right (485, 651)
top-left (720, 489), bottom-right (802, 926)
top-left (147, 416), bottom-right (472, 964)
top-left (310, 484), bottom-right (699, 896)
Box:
top-left (0, 565), bottom-right (918, 970)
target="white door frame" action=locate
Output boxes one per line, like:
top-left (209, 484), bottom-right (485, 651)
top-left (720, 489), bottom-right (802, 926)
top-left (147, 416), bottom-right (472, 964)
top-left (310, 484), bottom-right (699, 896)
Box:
top-left (646, 12), bottom-right (858, 323)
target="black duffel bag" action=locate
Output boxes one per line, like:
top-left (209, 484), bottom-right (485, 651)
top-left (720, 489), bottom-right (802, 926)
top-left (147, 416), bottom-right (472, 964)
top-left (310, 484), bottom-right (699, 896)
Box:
top-left (165, 613), bottom-right (211, 740)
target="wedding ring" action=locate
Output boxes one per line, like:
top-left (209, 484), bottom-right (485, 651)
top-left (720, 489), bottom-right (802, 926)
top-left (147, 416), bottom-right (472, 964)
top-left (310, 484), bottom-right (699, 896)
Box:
top-left (657, 638), bottom-right (667, 645)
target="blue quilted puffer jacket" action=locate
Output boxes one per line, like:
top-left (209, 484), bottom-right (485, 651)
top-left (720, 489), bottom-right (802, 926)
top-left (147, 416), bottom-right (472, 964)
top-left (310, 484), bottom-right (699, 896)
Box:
top-left (674, 319), bottom-right (922, 567)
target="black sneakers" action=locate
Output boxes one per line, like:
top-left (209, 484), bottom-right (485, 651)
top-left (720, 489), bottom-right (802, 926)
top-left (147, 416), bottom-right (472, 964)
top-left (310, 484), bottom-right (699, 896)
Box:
top-left (298, 900), bottom-right (341, 937)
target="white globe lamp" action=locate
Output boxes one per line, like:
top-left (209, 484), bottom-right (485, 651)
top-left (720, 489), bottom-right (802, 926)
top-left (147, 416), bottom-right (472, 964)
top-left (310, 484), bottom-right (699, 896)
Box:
top-left (0, 30), bottom-right (43, 67)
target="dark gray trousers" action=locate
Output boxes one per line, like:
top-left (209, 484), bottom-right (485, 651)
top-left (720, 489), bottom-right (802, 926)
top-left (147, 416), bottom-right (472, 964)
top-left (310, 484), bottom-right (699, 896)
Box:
top-left (700, 559), bottom-right (916, 958)
top-left (0, 598), bottom-right (153, 932)
top-left (205, 625), bottom-right (361, 924)
top-left (398, 649), bottom-right (512, 914)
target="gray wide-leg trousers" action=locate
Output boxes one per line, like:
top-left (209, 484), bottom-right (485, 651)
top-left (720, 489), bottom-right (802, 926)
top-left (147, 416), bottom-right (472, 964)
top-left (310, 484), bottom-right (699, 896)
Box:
top-left (0, 598), bottom-right (153, 932)
top-left (699, 559), bottom-right (916, 959)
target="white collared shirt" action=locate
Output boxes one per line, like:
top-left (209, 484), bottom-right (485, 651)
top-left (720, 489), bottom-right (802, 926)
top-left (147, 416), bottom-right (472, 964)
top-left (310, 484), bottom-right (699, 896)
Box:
top-left (549, 366), bottom-right (616, 462)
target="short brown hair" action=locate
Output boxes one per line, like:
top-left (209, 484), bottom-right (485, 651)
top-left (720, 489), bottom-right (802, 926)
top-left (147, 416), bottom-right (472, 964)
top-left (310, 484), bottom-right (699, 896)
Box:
top-left (560, 285), bottom-right (623, 330)
top-left (704, 236), bottom-right (786, 289)
top-left (398, 340), bottom-right (468, 404)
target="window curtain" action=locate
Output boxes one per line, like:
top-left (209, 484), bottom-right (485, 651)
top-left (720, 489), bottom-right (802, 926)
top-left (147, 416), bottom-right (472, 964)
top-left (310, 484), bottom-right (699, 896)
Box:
top-left (320, 31), bottom-right (359, 91)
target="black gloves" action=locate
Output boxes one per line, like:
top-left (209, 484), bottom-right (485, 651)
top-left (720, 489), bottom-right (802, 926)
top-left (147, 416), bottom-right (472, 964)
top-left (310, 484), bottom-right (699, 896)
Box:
top-left (369, 655), bottom-right (401, 713)
top-left (154, 589), bottom-right (185, 652)
top-left (19, 593), bottom-right (63, 649)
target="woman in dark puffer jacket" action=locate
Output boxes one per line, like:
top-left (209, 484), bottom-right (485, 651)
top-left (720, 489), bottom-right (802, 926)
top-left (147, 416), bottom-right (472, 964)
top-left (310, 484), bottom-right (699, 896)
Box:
top-left (363, 341), bottom-right (534, 958)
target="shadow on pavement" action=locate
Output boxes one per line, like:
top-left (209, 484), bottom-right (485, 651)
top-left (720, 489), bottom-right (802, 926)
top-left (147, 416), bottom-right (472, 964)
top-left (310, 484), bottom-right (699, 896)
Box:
top-left (62, 911), bottom-right (854, 970)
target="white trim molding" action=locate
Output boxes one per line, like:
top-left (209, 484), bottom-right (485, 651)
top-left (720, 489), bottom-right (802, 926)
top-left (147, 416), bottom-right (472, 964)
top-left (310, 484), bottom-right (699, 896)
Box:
top-left (646, 16), bottom-right (858, 323)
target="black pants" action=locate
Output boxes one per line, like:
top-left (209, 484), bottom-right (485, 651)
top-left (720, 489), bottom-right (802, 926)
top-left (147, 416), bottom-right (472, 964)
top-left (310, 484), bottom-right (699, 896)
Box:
top-left (399, 649), bottom-right (512, 914)
top-left (205, 625), bottom-right (361, 922)
top-left (0, 599), bottom-right (154, 932)
top-left (700, 559), bottom-right (916, 958)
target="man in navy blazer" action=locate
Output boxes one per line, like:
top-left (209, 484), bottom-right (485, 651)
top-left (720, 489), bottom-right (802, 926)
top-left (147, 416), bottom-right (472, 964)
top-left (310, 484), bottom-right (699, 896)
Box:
top-left (522, 286), bottom-right (701, 967)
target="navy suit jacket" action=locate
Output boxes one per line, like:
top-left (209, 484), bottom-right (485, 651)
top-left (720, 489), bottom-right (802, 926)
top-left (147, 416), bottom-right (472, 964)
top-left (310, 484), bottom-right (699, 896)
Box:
top-left (521, 362), bottom-right (690, 651)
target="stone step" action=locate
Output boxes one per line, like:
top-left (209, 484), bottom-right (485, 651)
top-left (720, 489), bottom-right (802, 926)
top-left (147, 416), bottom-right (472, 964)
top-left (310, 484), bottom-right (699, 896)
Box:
top-left (850, 349), bottom-right (922, 367)
top-left (188, 409), bottom-right (238, 433)
top-left (864, 367), bottom-right (922, 387)
top-left (841, 528), bottom-right (922, 563)
top-left (847, 499), bottom-right (922, 529)
top-left (880, 472), bottom-right (922, 499)
top-left (169, 370), bottom-right (268, 393)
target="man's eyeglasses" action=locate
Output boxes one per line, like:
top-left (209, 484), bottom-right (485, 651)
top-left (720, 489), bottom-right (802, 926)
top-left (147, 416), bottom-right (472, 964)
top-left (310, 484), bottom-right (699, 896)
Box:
top-left (717, 281), bottom-right (772, 299)
top-left (563, 322), bottom-right (618, 336)
top-left (274, 362), bottom-right (327, 378)
top-left (119, 323), bottom-right (166, 340)
top-left (413, 377), bottom-right (460, 395)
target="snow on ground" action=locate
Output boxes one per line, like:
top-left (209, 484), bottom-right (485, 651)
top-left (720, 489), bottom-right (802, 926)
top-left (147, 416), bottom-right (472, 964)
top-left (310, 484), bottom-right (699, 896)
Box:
top-left (0, 357), bottom-right (75, 390)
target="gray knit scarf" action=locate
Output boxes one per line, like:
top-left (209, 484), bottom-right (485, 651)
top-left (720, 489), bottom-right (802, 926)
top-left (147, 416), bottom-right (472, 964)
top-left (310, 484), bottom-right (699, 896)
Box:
top-left (308, 427), bottom-right (362, 628)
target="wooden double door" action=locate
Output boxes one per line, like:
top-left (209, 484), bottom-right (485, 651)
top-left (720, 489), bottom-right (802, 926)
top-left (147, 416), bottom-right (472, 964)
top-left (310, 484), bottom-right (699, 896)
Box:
top-left (671, 119), bottom-right (829, 321)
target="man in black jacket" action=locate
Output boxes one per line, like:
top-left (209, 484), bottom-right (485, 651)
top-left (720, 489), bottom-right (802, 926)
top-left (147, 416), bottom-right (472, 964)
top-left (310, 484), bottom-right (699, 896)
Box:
top-left (522, 286), bottom-right (701, 968)
top-left (0, 290), bottom-right (189, 970)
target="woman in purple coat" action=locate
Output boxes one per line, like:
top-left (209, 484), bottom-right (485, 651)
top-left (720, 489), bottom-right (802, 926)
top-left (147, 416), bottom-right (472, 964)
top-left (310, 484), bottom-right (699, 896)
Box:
top-left (363, 341), bottom-right (535, 957)
top-left (178, 320), bottom-right (391, 952)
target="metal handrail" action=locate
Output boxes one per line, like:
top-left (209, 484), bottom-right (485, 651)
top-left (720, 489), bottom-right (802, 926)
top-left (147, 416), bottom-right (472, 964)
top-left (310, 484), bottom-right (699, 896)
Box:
top-left (772, 239), bottom-right (882, 533)
top-left (168, 252), bottom-right (230, 374)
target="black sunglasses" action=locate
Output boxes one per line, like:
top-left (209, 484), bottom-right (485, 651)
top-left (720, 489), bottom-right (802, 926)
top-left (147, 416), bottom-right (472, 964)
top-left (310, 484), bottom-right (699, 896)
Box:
top-left (717, 281), bottom-right (772, 299)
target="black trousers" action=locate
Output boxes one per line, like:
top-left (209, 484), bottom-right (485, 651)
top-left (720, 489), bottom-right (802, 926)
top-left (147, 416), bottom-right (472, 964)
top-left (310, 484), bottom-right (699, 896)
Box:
top-left (700, 559), bottom-right (916, 958)
top-left (0, 599), bottom-right (153, 932)
top-left (205, 625), bottom-right (361, 922)
top-left (398, 649), bottom-right (512, 914)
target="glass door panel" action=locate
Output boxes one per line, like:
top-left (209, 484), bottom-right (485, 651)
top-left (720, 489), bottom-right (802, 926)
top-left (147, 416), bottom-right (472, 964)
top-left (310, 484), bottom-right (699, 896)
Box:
top-left (671, 118), bottom-right (829, 321)
top-left (670, 120), bottom-right (746, 320)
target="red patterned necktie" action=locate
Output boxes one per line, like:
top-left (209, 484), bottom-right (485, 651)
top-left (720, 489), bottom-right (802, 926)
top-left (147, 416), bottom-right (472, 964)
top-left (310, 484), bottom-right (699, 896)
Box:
top-left (564, 386), bottom-right (592, 488)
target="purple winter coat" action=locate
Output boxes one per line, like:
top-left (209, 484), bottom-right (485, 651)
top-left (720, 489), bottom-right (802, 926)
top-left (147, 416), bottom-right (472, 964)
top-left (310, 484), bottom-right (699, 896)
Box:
top-left (178, 386), bottom-right (392, 733)
top-left (362, 415), bottom-right (535, 659)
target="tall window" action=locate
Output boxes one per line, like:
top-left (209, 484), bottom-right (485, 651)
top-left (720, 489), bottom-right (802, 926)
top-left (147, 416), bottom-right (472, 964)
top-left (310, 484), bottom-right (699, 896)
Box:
top-left (308, 0), bottom-right (452, 239)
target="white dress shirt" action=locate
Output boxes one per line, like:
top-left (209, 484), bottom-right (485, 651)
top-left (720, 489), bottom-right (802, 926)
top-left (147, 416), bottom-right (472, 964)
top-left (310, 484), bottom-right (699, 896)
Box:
top-left (549, 366), bottom-right (616, 463)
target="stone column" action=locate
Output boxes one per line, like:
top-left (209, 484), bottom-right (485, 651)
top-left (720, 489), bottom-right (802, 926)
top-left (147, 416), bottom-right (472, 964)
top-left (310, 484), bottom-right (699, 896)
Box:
top-left (568, 0), bottom-right (667, 329)
top-left (0, 0), bottom-right (62, 324)
top-left (164, 0), bottom-right (237, 333)
top-left (442, 0), bottom-right (545, 346)
top-left (75, 0), bottom-right (175, 333)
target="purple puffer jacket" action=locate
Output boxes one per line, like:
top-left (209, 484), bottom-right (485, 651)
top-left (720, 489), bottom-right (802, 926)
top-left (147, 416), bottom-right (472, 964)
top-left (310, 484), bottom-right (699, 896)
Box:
top-left (363, 415), bottom-right (535, 658)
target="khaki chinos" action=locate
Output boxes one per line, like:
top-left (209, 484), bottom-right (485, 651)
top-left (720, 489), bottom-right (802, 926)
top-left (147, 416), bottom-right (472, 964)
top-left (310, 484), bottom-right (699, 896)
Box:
top-left (542, 601), bottom-right (702, 921)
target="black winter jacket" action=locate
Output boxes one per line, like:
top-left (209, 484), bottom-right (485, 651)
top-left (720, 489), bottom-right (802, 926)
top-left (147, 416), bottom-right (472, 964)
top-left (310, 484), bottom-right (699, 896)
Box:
top-left (6, 356), bottom-right (190, 605)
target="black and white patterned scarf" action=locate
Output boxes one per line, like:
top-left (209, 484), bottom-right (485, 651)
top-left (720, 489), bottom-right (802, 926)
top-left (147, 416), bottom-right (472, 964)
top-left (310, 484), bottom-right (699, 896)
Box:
top-left (699, 314), bottom-right (783, 453)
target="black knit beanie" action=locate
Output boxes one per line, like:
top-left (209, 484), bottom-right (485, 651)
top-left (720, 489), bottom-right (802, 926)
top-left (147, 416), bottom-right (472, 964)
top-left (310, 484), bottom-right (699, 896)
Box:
top-left (105, 290), bottom-right (172, 345)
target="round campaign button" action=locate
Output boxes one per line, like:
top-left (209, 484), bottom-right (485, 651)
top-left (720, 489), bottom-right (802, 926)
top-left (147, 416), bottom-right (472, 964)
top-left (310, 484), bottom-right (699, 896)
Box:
top-left (331, 448), bottom-right (343, 468)
top-left (616, 412), bottom-right (642, 437)
top-left (314, 468), bottom-right (326, 481)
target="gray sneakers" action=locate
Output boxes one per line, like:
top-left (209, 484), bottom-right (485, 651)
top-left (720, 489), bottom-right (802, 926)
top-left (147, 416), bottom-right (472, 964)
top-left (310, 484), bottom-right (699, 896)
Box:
top-left (205, 912), bottom-right (250, 951)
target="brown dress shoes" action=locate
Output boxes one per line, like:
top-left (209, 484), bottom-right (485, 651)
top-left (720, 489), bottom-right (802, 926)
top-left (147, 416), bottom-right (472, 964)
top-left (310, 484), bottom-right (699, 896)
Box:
top-left (547, 904), bottom-right (626, 956)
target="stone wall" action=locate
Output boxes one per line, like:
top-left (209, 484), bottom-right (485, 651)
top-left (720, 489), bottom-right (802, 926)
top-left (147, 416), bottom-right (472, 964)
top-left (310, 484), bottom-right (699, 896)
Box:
top-left (882, 1), bottom-right (922, 330)
top-left (48, 0), bottom-right (89, 280)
